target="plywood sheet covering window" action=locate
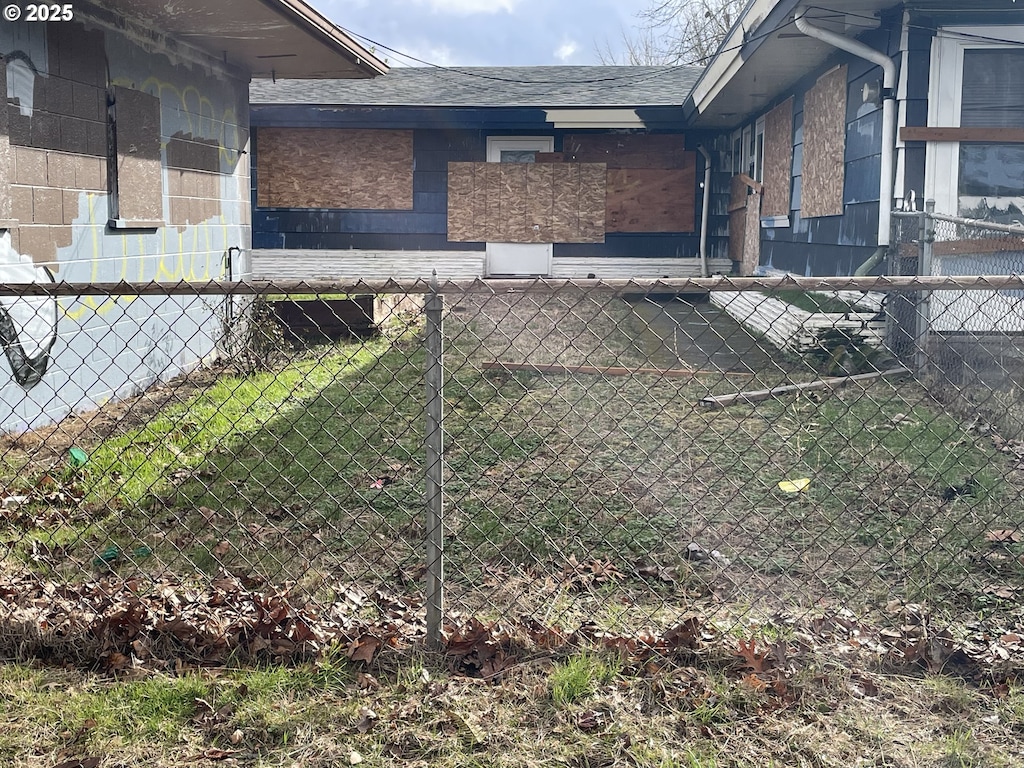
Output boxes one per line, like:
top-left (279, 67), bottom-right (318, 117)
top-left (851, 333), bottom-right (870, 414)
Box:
top-left (257, 128), bottom-right (413, 210)
top-left (447, 162), bottom-right (605, 243)
top-left (801, 65), bottom-right (847, 218)
top-left (562, 134), bottom-right (688, 168)
top-left (113, 86), bottom-right (162, 223)
top-left (605, 166), bottom-right (696, 232)
top-left (761, 98), bottom-right (794, 217)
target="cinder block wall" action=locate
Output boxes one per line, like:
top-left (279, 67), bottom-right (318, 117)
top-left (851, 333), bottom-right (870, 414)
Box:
top-left (0, 7), bottom-right (250, 431)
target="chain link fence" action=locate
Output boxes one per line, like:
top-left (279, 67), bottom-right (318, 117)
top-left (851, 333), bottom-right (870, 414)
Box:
top-left (0, 273), bottom-right (1022, 673)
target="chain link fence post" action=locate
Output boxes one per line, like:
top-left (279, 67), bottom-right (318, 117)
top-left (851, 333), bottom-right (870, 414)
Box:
top-left (914, 200), bottom-right (935, 373)
top-left (424, 273), bottom-right (445, 649)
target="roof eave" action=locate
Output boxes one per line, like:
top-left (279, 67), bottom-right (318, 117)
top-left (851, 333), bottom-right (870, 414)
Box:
top-left (260, 0), bottom-right (388, 77)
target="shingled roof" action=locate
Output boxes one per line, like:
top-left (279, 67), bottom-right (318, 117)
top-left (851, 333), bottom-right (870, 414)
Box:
top-left (249, 65), bottom-right (703, 108)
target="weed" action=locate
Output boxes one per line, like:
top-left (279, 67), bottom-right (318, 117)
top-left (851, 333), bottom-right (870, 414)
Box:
top-left (549, 652), bottom-right (619, 706)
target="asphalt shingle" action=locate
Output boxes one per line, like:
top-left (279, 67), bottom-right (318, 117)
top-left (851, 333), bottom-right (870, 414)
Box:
top-left (249, 65), bottom-right (703, 108)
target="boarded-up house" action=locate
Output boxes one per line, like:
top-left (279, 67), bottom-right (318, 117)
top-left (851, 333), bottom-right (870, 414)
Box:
top-left (0, 0), bottom-right (386, 431)
top-left (249, 66), bottom-right (732, 279)
top-left (684, 0), bottom-right (1024, 278)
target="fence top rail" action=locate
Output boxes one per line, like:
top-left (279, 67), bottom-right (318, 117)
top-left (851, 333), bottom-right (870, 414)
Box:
top-left (892, 209), bottom-right (1024, 236)
top-left (1, 276), bottom-right (1024, 297)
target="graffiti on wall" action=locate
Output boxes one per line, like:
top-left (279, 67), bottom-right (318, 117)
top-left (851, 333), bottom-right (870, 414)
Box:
top-left (0, 234), bottom-right (57, 387)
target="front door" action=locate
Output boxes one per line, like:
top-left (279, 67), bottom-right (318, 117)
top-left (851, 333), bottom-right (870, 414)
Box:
top-left (485, 137), bottom-right (554, 277)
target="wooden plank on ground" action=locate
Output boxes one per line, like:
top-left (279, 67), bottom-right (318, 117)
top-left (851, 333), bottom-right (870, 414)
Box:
top-left (699, 367), bottom-right (911, 409)
top-left (481, 361), bottom-right (750, 378)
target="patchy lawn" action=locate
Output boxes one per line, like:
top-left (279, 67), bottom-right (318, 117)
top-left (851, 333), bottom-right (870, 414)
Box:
top-left (0, 289), bottom-right (1022, 766)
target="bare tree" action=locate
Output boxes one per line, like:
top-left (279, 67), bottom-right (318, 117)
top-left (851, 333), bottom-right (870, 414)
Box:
top-left (596, 0), bottom-right (747, 66)
top-left (595, 26), bottom-right (678, 66)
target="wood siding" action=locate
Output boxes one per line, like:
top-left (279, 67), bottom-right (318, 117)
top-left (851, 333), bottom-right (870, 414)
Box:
top-left (256, 127), bottom-right (414, 209)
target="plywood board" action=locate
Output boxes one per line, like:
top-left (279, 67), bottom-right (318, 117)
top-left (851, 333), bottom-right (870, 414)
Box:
top-left (761, 98), bottom-right (794, 217)
top-left (446, 162), bottom-right (605, 243)
top-left (257, 128), bottom-right (413, 210)
top-left (802, 65), bottom-right (847, 218)
top-left (741, 188), bottom-right (762, 275)
top-left (114, 86), bottom-right (162, 223)
top-left (728, 208), bottom-right (746, 263)
top-left (605, 166), bottom-right (696, 233)
top-left (563, 134), bottom-right (688, 168)
top-left (729, 174), bottom-right (750, 213)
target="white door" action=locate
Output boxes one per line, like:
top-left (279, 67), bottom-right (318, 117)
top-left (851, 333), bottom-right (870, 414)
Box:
top-left (485, 137), bottom-right (554, 277)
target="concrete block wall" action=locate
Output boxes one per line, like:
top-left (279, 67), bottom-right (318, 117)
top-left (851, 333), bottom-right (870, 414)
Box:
top-left (0, 6), bottom-right (250, 432)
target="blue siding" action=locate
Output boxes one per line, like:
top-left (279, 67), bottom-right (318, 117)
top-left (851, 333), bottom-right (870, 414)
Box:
top-left (252, 125), bottom-right (701, 259)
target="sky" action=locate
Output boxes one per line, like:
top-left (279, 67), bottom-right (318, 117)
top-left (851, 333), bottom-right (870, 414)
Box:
top-left (316, 0), bottom-right (654, 67)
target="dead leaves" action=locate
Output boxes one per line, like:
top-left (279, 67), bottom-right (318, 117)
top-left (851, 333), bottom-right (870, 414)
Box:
top-left (985, 529), bottom-right (1023, 544)
top-left (0, 571), bottom-right (419, 671)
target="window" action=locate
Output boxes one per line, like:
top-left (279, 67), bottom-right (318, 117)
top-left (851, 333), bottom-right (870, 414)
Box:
top-left (753, 116), bottom-right (766, 183)
top-left (927, 26), bottom-right (1024, 222)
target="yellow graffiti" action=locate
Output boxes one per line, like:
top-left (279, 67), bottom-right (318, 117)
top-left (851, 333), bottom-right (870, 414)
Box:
top-left (112, 74), bottom-right (243, 166)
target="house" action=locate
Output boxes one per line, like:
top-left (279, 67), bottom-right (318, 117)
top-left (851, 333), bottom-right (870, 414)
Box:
top-left (248, 66), bottom-right (734, 280)
top-left (684, 0), bottom-right (1024, 277)
top-left (0, 0), bottom-right (386, 431)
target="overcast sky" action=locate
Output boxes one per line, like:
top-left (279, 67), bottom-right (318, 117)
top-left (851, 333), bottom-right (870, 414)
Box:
top-left (317, 0), bottom-right (653, 67)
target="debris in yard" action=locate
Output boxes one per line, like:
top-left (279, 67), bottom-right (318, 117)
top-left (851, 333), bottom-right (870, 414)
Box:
top-left (52, 758), bottom-right (102, 768)
top-left (68, 446), bottom-right (89, 467)
top-left (698, 367), bottom-right (911, 408)
top-left (941, 478), bottom-right (979, 501)
top-left (778, 478), bottom-right (811, 493)
top-left (682, 543), bottom-right (731, 566)
top-left (481, 360), bottom-right (744, 379)
top-left (986, 529), bottom-right (1023, 543)
top-left (369, 476), bottom-right (394, 489)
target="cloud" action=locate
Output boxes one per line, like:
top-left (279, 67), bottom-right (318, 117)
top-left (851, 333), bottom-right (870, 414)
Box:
top-left (555, 39), bottom-right (579, 62)
top-left (423, 0), bottom-right (520, 14)
top-left (390, 43), bottom-right (462, 67)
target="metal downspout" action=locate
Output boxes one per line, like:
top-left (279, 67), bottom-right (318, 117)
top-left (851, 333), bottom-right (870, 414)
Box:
top-left (697, 144), bottom-right (712, 277)
top-left (794, 9), bottom-right (898, 275)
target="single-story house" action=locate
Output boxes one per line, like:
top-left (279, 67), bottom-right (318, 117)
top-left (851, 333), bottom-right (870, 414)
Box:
top-left (0, 0), bottom-right (386, 431)
top-left (685, 0), bottom-right (1024, 277)
top-left (248, 66), bottom-right (734, 280)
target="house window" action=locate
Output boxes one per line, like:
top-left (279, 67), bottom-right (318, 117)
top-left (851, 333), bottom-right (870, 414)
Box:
top-left (108, 85), bottom-right (163, 228)
top-left (731, 131), bottom-right (743, 175)
top-left (753, 116), bottom-right (766, 183)
top-left (927, 26), bottom-right (1024, 222)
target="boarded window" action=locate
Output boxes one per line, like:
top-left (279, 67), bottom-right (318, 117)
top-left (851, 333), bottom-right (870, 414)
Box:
top-left (761, 98), bottom-right (793, 217)
top-left (562, 133), bottom-right (695, 233)
top-left (447, 162), bottom-right (605, 243)
top-left (110, 86), bottom-right (163, 225)
top-left (256, 128), bottom-right (413, 210)
top-left (801, 65), bottom-right (847, 218)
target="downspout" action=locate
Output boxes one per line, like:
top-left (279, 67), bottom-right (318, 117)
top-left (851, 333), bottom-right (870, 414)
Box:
top-left (794, 8), bottom-right (897, 275)
top-left (697, 144), bottom-right (712, 277)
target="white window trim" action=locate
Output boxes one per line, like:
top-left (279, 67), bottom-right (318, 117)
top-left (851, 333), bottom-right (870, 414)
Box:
top-left (485, 136), bottom-right (554, 163)
top-left (925, 25), bottom-right (1024, 215)
top-left (754, 115), bottom-right (766, 183)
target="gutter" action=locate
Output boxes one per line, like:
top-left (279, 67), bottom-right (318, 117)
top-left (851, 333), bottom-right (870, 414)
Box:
top-left (794, 9), bottom-right (897, 274)
top-left (697, 145), bottom-right (712, 277)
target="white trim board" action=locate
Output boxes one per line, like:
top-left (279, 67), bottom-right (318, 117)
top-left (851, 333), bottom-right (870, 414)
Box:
top-left (250, 250), bottom-right (728, 281)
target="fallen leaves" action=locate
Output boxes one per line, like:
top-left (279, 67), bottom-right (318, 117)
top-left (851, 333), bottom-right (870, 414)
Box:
top-left (0, 571), bottom-right (419, 671)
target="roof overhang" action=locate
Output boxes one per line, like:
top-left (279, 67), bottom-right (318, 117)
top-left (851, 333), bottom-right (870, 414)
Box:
top-left (95, 0), bottom-right (388, 79)
top-left (684, 0), bottom-right (899, 128)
